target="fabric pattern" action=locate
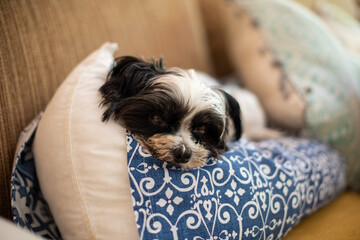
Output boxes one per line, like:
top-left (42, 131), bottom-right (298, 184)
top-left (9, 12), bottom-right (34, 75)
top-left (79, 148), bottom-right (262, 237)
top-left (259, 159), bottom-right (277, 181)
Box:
top-left (11, 115), bottom-right (62, 240)
top-left (127, 133), bottom-right (346, 239)
top-left (235, 0), bottom-right (360, 189)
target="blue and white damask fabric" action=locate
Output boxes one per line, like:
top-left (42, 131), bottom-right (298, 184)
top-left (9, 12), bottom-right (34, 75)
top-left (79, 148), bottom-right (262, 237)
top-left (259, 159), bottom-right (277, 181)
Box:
top-left (11, 114), bottom-right (62, 240)
top-left (127, 133), bottom-right (346, 239)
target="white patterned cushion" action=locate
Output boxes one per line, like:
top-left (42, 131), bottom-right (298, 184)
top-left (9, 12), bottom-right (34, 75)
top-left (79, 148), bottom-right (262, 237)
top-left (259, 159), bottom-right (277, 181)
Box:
top-left (228, 0), bottom-right (360, 189)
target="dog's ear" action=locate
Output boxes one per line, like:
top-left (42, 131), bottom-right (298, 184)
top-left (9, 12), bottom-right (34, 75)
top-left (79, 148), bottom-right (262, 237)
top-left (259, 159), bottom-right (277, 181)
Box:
top-left (99, 56), bottom-right (168, 121)
top-left (217, 89), bottom-right (242, 140)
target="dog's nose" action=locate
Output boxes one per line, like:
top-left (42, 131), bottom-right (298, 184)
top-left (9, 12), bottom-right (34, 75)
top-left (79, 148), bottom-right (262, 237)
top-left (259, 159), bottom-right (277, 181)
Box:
top-left (173, 145), bottom-right (192, 163)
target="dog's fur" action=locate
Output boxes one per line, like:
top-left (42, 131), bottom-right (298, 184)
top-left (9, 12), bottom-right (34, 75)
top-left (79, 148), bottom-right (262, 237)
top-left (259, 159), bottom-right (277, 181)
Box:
top-left (99, 56), bottom-right (279, 169)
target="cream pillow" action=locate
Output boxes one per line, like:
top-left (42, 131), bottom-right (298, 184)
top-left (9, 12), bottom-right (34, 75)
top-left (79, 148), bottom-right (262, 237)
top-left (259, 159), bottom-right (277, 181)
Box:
top-left (33, 43), bottom-right (138, 239)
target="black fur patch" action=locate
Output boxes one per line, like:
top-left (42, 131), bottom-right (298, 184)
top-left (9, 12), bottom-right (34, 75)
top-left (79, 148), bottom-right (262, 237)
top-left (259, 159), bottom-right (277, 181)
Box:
top-left (191, 110), bottom-right (227, 156)
top-left (216, 89), bottom-right (242, 140)
top-left (99, 56), bottom-right (171, 122)
top-left (111, 86), bottom-right (189, 138)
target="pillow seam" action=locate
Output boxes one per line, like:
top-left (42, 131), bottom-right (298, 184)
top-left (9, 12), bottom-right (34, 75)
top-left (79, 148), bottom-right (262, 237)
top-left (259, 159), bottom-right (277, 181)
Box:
top-left (64, 52), bottom-right (100, 240)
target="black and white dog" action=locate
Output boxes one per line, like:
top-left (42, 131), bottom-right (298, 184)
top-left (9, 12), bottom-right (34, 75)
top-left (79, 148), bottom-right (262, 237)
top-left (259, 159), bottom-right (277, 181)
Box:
top-left (99, 56), bottom-right (280, 169)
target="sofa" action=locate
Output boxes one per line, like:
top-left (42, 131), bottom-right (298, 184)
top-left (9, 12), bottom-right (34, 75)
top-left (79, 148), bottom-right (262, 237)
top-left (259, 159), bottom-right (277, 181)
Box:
top-left (1, 0), bottom-right (360, 239)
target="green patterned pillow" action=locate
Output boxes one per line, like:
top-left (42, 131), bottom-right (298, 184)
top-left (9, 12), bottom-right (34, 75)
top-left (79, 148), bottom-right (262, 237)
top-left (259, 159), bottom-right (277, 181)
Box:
top-left (231, 0), bottom-right (360, 189)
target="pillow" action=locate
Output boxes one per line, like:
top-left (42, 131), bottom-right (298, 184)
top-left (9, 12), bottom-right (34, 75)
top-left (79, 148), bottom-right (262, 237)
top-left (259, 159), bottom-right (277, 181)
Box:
top-left (127, 133), bottom-right (345, 239)
top-left (223, 0), bottom-right (360, 190)
top-left (33, 43), bottom-right (139, 239)
top-left (11, 114), bottom-right (61, 239)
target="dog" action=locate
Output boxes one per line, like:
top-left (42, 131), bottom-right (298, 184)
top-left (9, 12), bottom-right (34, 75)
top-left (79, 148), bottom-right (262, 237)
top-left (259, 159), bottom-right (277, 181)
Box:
top-left (99, 56), bottom-right (281, 169)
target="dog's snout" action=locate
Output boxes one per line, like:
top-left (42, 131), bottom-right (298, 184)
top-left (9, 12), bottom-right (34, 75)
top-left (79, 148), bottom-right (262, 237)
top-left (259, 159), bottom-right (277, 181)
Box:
top-left (173, 145), bottom-right (192, 163)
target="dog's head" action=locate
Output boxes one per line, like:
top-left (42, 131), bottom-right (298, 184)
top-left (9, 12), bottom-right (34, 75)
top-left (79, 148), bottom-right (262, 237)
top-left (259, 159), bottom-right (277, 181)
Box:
top-left (99, 56), bottom-right (242, 169)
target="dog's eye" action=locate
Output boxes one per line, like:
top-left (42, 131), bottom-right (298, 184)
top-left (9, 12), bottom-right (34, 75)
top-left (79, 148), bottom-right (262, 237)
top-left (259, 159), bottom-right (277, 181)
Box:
top-left (151, 115), bottom-right (163, 124)
top-left (196, 125), bottom-right (207, 134)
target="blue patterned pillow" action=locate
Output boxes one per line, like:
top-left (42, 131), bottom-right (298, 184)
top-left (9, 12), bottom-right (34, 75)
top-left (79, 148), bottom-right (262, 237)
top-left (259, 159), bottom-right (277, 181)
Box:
top-left (11, 114), bottom-right (61, 239)
top-left (12, 116), bottom-right (346, 239)
top-left (127, 133), bottom-right (345, 239)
